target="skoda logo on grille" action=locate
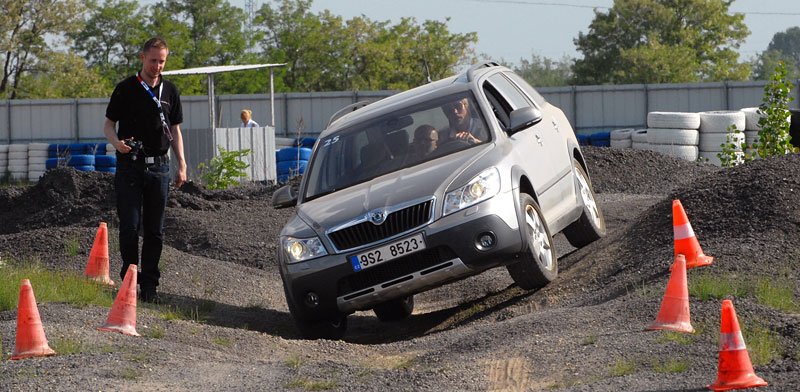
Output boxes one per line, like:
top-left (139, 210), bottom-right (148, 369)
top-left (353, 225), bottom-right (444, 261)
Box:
top-left (369, 210), bottom-right (387, 225)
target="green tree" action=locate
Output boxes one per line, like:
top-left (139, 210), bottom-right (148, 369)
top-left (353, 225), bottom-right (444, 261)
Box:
top-left (0, 0), bottom-right (87, 98)
top-left (753, 27), bottom-right (800, 80)
top-left (573, 0), bottom-right (750, 85)
top-left (70, 0), bottom-right (149, 84)
top-left (16, 51), bottom-right (111, 98)
top-left (512, 53), bottom-right (574, 87)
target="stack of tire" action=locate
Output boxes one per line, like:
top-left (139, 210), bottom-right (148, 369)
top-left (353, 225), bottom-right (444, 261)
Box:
top-left (610, 128), bottom-right (633, 149)
top-left (95, 143), bottom-right (116, 173)
top-left (276, 146), bottom-right (311, 183)
top-left (27, 143), bottom-right (49, 182)
top-left (45, 143), bottom-right (96, 172)
top-left (698, 111), bottom-right (746, 166)
top-left (644, 112), bottom-right (700, 161)
top-left (0, 145), bottom-right (7, 177)
top-left (589, 132), bottom-right (611, 147)
top-left (740, 107), bottom-right (763, 157)
top-left (631, 129), bottom-right (649, 151)
top-left (7, 144), bottom-right (28, 181)
top-left (577, 134), bottom-right (591, 146)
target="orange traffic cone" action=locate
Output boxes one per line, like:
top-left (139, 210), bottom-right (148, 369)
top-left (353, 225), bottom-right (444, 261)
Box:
top-left (11, 279), bottom-right (57, 360)
top-left (672, 199), bottom-right (713, 269)
top-left (708, 300), bottom-right (768, 391)
top-left (85, 222), bottom-right (114, 285)
top-left (97, 264), bottom-right (140, 336)
top-left (646, 254), bottom-right (694, 333)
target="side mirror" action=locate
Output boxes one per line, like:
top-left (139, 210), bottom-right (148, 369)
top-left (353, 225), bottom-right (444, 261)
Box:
top-left (271, 184), bottom-right (298, 208)
top-left (507, 106), bottom-right (543, 134)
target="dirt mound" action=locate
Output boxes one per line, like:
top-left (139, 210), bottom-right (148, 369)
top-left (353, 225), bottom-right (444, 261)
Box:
top-left (546, 153), bottom-right (800, 307)
top-left (582, 146), bottom-right (719, 194)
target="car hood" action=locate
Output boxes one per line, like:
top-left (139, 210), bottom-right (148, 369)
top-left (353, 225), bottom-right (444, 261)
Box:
top-left (296, 144), bottom-right (493, 233)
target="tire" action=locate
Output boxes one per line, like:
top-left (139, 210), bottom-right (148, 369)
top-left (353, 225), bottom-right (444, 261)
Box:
top-left (506, 193), bottom-right (558, 290)
top-left (646, 128), bottom-right (699, 145)
top-left (699, 111), bottom-right (746, 133)
top-left (46, 157), bottom-right (65, 169)
top-left (632, 142), bottom-right (650, 150)
top-left (744, 131), bottom-right (759, 145)
top-left (28, 143), bottom-right (49, 151)
top-left (276, 160), bottom-right (308, 175)
top-left (646, 144), bottom-right (699, 161)
top-left (67, 154), bottom-right (95, 166)
top-left (8, 144), bottom-right (28, 152)
top-left (27, 150), bottom-right (48, 158)
top-left (276, 147), bottom-right (312, 162)
top-left (8, 151), bottom-right (27, 160)
top-left (610, 128), bottom-right (634, 140)
top-left (631, 129), bottom-right (648, 143)
top-left (699, 132), bottom-right (745, 152)
top-left (28, 163), bottom-right (46, 172)
top-left (284, 285), bottom-right (347, 340)
top-left (373, 296), bottom-right (414, 322)
top-left (28, 171), bottom-right (45, 181)
top-left (0, 145), bottom-right (8, 153)
top-left (563, 161), bottom-right (606, 248)
top-left (95, 155), bottom-right (117, 167)
top-left (647, 112), bottom-right (701, 129)
top-left (740, 107), bottom-right (763, 131)
top-left (610, 139), bottom-right (632, 149)
top-left (72, 165), bottom-right (95, 171)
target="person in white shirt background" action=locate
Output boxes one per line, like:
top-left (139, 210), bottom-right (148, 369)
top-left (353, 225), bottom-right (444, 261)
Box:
top-left (240, 109), bottom-right (259, 127)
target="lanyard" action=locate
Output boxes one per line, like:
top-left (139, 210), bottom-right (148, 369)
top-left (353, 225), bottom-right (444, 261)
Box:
top-left (136, 73), bottom-right (173, 142)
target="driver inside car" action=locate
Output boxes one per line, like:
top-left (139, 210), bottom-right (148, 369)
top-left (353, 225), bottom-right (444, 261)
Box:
top-left (440, 97), bottom-right (485, 145)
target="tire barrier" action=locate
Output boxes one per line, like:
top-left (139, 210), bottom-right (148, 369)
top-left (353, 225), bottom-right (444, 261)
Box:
top-left (293, 137), bottom-right (317, 149)
top-left (47, 142), bottom-right (109, 158)
top-left (646, 129), bottom-right (700, 146)
top-left (276, 147), bottom-right (312, 162)
top-left (95, 155), bottom-right (117, 168)
top-left (576, 134), bottom-right (591, 146)
top-left (589, 132), bottom-right (610, 147)
top-left (699, 132), bottom-right (745, 152)
top-left (0, 144), bottom-right (7, 175)
top-left (647, 111), bottom-right (701, 130)
top-left (276, 160), bottom-right (308, 183)
top-left (699, 111), bottom-right (746, 133)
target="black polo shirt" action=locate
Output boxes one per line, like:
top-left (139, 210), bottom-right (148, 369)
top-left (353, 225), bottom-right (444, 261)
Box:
top-left (106, 73), bottom-right (183, 157)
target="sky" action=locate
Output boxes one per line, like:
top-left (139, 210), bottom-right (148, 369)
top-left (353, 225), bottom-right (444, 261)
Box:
top-left (280, 0), bottom-right (800, 64)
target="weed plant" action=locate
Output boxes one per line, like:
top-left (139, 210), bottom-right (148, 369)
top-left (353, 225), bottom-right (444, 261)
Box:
top-left (0, 260), bottom-right (113, 311)
top-left (609, 359), bottom-right (636, 377)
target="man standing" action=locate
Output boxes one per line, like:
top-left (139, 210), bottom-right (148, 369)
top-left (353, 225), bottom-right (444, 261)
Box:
top-left (103, 37), bottom-right (187, 303)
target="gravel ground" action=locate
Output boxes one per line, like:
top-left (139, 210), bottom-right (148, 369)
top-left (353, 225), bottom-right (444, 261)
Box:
top-left (1, 147), bottom-right (799, 391)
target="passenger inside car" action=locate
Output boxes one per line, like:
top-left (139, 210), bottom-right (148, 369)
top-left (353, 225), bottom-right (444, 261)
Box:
top-left (410, 125), bottom-right (439, 160)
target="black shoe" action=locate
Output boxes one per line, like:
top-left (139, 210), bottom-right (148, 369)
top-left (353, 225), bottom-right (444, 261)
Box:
top-left (139, 287), bottom-right (162, 304)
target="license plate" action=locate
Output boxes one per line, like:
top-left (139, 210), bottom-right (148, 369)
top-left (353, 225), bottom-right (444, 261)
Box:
top-left (349, 233), bottom-right (426, 272)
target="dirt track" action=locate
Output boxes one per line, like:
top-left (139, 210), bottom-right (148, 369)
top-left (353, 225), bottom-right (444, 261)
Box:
top-left (1, 147), bottom-right (799, 391)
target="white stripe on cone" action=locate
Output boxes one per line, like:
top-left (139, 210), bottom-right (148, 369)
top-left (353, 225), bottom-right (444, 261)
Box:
top-left (673, 223), bottom-right (695, 240)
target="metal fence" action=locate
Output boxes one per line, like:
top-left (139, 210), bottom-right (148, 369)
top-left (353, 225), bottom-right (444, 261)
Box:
top-left (2, 81), bottom-right (798, 143)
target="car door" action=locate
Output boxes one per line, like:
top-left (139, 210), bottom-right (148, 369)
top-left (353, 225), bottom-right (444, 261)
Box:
top-left (481, 73), bottom-right (562, 220)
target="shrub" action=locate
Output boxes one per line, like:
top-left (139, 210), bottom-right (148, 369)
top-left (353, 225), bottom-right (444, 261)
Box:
top-left (754, 61), bottom-right (796, 158)
top-left (198, 145), bottom-right (251, 190)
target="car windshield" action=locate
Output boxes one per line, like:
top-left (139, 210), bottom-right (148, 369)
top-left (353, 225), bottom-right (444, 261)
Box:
top-left (303, 92), bottom-right (490, 201)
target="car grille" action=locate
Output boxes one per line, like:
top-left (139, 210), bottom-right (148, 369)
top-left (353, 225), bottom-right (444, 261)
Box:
top-left (337, 246), bottom-right (456, 298)
top-left (328, 199), bottom-right (433, 251)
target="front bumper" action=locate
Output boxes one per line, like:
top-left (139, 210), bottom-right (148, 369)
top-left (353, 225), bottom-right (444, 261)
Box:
top-left (282, 190), bottom-right (523, 321)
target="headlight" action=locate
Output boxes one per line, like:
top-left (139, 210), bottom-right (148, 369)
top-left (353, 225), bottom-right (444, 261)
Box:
top-left (281, 236), bottom-right (327, 263)
top-left (443, 167), bottom-right (501, 215)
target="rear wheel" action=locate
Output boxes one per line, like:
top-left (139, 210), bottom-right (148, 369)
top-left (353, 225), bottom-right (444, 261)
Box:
top-left (373, 296), bottom-right (414, 322)
top-left (563, 160), bottom-right (606, 248)
top-left (506, 193), bottom-right (557, 290)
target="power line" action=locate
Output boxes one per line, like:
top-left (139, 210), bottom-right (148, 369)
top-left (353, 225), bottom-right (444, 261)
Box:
top-left (466, 0), bottom-right (800, 16)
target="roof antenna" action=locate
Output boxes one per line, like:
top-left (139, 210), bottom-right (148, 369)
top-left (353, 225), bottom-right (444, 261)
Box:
top-left (423, 59), bottom-right (432, 83)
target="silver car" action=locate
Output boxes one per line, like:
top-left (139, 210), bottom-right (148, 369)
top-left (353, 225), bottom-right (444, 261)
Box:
top-left (272, 62), bottom-right (605, 339)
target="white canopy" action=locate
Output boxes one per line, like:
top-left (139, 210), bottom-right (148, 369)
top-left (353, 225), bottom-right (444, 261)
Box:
top-left (162, 63), bottom-right (286, 129)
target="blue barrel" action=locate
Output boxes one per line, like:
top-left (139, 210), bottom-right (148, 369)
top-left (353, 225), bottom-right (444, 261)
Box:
top-left (46, 157), bottom-right (66, 169)
top-left (590, 132), bottom-right (611, 147)
top-left (577, 134), bottom-right (590, 146)
top-left (294, 137), bottom-right (317, 149)
top-left (95, 155), bottom-right (116, 167)
top-left (276, 160), bottom-right (308, 176)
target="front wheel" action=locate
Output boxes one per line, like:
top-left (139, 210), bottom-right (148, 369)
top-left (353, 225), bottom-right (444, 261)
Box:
top-left (506, 193), bottom-right (557, 290)
top-left (284, 284), bottom-right (348, 340)
top-left (562, 160), bottom-right (606, 248)
top-left (373, 296), bottom-right (414, 322)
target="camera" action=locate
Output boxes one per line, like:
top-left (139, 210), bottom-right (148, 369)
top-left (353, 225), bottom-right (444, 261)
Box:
top-left (124, 139), bottom-right (143, 159)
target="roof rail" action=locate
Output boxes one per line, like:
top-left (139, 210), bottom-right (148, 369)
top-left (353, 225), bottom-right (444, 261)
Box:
top-left (466, 61), bottom-right (500, 82)
top-left (327, 100), bottom-right (373, 127)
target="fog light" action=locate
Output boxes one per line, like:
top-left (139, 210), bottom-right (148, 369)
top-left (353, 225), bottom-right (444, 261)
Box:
top-left (475, 232), bottom-right (496, 251)
top-left (304, 292), bottom-right (319, 308)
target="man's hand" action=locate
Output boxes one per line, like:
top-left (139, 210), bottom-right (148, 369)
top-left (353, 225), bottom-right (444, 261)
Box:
top-left (174, 164), bottom-right (187, 189)
top-left (454, 131), bottom-right (479, 144)
top-left (115, 138), bottom-right (133, 154)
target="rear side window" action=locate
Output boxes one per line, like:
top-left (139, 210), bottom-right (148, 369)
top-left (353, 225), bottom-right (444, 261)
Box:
top-left (505, 72), bottom-right (547, 107)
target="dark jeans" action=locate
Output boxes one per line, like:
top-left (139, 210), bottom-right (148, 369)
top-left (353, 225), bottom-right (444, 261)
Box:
top-left (115, 158), bottom-right (171, 289)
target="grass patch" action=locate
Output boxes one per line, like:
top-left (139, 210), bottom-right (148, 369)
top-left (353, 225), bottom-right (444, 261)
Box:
top-left (655, 331), bottom-right (695, 345)
top-left (652, 359), bottom-right (689, 373)
top-left (285, 378), bottom-right (337, 391)
top-left (690, 273), bottom-right (798, 313)
top-left (0, 261), bottom-right (114, 311)
top-left (158, 305), bottom-right (207, 323)
top-left (211, 336), bottom-right (232, 347)
top-left (63, 235), bottom-right (81, 257)
top-left (743, 324), bottom-right (783, 366)
top-left (609, 359), bottom-right (636, 377)
top-left (142, 325), bottom-right (166, 339)
top-left (580, 334), bottom-right (598, 346)
top-left (755, 278), bottom-right (798, 312)
top-left (50, 336), bottom-right (84, 355)
top-left (286, 354), bottom-right (304, 370)
top-left (120, 366), bottom-right (141, 380)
